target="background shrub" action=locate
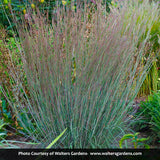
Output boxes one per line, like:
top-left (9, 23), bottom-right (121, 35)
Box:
top-left (135, 91), bottom-right (160, 143)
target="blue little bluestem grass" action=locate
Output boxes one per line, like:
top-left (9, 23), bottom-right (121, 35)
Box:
top-left (2, 0), bottom-right (160, 148)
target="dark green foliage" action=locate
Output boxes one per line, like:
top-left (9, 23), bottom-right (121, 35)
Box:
top-left (136, 91), bottom-right (160, 141)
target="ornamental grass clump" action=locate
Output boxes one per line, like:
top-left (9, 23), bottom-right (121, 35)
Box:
top-left (2, 0), bottom-right (159, 148)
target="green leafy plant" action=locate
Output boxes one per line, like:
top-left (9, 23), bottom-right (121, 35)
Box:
top-left (119, 133), bottom-right (150, 149)
top-left (136, 91), bottom-right (160, 141)
top-left (2, 0), bottom-right (160, 148)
